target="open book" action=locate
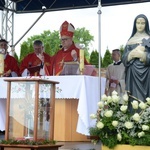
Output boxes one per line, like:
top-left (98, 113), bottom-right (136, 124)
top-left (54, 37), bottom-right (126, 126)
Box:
top-left (60, 61), bottom-right (80, 75)
top-left (28, 65), bottom-right (41, 74)
top-left (60, 62), bottom-right (95, 76)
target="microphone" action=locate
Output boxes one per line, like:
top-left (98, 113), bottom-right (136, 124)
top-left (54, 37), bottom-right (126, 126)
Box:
top-left (28, 62), bottom-right (32, 67)
top-left (40, 62), bottom-right (43, 69)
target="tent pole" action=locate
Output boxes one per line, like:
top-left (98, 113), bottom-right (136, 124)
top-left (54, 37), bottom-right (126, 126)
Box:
top-left (13, 11), bottom-right (46, 47)
top-left (97, 0), bottom-right (102, 99)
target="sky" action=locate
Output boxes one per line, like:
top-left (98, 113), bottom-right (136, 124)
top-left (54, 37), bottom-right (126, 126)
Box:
top-left (1, 1), bottom-right (150, 57)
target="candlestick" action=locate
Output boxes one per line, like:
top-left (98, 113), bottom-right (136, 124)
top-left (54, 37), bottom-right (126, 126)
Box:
top-left (0, 53), bottom-right (4, 77)
top-left (79, 49), bottom-right (84, 75)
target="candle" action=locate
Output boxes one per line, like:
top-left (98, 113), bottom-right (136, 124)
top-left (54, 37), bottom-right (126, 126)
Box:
top-left (0, 53), bottom-right (4, 76)
top-left (79, 49), bottom-right (84, 74)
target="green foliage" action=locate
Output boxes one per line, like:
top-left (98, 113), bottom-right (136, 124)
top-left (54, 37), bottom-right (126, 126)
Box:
top-left (101, 134), bottom-right (118, 149)
top-left (102, 48), bottom-right (112, 68)
top-left (74, 27), bottom-right (94, 48)
top-left (44, 43), bottom-right (52, 55)
top-left (14, 52), bottom-right (19, 61)
top-left (19, 42), bottom-right (31, 63)
top-left (100, 56), bottom-right (103, 67)
top-left (120, 45), bottom-right (125, 57)
top-left (89, 127), bottom-right (101, 137)
top-left (0, 139), bottom-right (56, 145)
top-left (74, 27), bottom-right (94, 61)
top-left (90, 50), bottom-right (99, 68)
top-left (43, 30), bottom-right (60, 56)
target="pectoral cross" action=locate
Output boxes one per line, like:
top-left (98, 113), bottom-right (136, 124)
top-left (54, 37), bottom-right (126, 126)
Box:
top-left (141, 38), bottom-right (150, 48)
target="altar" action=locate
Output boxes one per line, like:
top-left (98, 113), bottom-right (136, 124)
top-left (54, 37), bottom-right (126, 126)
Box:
top-left (0, 76), bottom-right (106, 141)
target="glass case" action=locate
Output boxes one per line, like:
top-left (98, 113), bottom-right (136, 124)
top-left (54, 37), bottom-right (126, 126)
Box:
top-left (4, 78), bottom-right (59, 141)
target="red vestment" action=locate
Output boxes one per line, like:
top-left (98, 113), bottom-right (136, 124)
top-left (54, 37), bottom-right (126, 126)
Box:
top-left (52, 43), bottom-right (89, 75)
top-left (20, 52), bottom-right (52, 76)
top-left (4, 54), bottom-right (20, 76)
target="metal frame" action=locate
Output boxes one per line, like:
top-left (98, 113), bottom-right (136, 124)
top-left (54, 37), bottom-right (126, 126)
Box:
top-left (1, 0), bottom-right (15, 48)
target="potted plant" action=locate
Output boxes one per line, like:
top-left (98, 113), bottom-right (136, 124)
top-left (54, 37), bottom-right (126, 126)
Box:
top-left (89, 91), bottom-right (150, 149)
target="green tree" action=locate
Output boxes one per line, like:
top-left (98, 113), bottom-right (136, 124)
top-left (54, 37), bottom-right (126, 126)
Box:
top-left (74, 27), bottom-right (94, 61)
top-left (120, 45), bottom-right (124, 56)
top-left (19, 42), bottom-right (30, 63)
top-left (14, 52), bottom-right (19, 61)
top-left (90, 50), bottom-right (99, 68)
top-left (100, 56), bottom-right (103, 67)
top-left (102, 48), bottom-right (112, 68)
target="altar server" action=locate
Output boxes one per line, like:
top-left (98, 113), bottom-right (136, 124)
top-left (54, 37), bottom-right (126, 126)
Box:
top-left (105, 49), bottom-right (125, 97)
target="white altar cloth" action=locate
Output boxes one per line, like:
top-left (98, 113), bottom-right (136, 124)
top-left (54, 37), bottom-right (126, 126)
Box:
top-left (0, 76), bottom-right (106, 135)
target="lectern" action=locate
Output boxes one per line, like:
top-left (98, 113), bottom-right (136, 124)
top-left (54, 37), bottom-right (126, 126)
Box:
top-left (4, 77), bottom-right (59, 141)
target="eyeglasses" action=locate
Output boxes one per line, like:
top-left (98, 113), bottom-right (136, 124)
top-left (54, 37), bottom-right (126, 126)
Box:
top-left (60, 38), bottom-right (70, 42)
top-left (0, 43), bottom-right (8, 47)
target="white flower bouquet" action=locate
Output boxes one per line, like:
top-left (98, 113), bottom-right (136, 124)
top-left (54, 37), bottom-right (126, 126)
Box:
top-left (89, 91), bottom-right (150, 148)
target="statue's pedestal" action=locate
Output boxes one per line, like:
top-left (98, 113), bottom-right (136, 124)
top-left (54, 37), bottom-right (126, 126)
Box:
top-left (102, 145), bottom-right (150, 150)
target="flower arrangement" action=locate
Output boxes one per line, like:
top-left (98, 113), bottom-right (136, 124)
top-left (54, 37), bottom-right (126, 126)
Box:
top-left (89, 91), bottom-right (150, 149)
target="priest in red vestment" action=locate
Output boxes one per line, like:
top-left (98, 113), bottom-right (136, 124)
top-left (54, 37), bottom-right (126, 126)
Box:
top-left (51, 21), bottom-right (90, 76)
top-left (0, 39), bottom-right (20, 77)
top-left (20, 40), bottom-right (52, 76)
